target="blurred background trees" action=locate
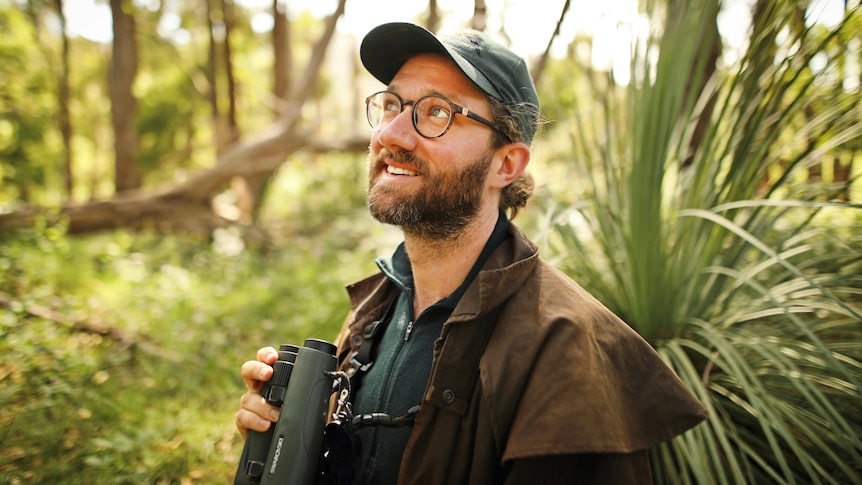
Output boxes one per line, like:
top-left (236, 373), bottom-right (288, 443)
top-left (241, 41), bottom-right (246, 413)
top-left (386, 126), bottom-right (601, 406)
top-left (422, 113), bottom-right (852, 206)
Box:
top-left (1, 0), bottom-right (860, 483)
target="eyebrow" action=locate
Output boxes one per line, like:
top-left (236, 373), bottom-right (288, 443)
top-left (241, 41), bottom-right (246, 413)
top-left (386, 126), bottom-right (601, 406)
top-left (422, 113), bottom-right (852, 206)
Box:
top-left (387, 84), bottom-right (457, 103)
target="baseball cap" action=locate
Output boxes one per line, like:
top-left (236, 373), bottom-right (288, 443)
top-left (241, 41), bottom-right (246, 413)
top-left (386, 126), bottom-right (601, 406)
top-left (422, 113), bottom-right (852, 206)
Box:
top-left (360, 22), bottom-right (541, 145)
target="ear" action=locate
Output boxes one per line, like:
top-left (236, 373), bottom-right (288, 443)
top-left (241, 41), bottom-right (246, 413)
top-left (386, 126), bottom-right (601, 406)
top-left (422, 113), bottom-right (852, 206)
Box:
top-left (488, 142), bottom-right (531, 190)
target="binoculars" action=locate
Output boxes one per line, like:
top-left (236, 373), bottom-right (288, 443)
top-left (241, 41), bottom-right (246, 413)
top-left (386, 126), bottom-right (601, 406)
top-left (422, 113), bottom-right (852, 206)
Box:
top-left (234, 338), bottom-right (338, 485)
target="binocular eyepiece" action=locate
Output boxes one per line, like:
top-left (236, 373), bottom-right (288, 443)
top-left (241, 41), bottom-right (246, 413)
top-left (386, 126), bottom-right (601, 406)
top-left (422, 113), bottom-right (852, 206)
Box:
top-left (234, 338), bottom-right (337, 485)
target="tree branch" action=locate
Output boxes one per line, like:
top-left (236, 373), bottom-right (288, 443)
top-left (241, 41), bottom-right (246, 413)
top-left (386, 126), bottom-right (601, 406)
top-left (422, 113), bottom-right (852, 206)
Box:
top-left (0, 291), bottom-right (177, 360)
top-left (285, 0), bottom-right (347, 126)
top-left (531, 0), bottom-right (571, 84)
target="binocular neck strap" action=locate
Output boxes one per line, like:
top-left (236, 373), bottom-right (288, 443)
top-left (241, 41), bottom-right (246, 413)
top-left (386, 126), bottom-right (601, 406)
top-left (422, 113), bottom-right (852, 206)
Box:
top-left (348, 295), bottom-right (398, 376)
top-left (352, 405), bottom-right (421, 429)
top-left (330, 369), bottom-right (421, 430)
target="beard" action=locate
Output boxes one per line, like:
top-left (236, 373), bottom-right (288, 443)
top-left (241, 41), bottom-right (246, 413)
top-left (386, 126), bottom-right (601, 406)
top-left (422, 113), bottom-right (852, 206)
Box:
top-left (367, 147), bottom-right (493, 241)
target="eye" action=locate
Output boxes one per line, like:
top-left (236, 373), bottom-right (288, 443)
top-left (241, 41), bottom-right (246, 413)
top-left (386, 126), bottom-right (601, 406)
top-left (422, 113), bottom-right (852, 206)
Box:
top-left (429, 105), bottom-right (451, 120)
top-left (383, 99), bottom-right (400, 112)
top-left (418, 97), bottom-right (452, 122)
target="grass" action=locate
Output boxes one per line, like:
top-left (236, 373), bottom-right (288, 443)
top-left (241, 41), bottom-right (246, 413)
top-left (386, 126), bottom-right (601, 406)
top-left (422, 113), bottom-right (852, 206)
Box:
top-left (0, 207), bottom-right (377, 483)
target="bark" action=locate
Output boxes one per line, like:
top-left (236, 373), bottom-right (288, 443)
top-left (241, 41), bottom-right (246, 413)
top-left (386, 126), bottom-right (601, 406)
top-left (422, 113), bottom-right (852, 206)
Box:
top-left (207, 0), bottom-right (240, 153)
top-left (221, 0), bottom-right (239, 145)
top-left (110, 0), bottom-right (142, 193)
top-left (54, 0), bottom-right (74, 200)
top-left (206, 0), bottom-right (219, 131)
top-left (273, 0), bottom-right (291, 104)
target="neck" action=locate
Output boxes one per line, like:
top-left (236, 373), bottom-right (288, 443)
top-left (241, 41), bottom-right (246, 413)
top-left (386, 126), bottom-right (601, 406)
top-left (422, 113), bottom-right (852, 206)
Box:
top-left (402, 208), bottom-right (499, 317)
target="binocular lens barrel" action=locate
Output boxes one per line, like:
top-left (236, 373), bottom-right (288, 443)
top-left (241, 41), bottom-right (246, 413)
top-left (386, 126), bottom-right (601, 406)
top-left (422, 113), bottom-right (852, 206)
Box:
top-left (260, 338), bottom-right (337, 485)
top-left (234, 344), bottom-right (299, 485)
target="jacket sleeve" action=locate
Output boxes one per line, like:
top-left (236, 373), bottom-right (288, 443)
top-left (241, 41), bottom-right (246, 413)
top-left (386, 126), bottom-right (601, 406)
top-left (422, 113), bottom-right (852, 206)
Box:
top-left (504, 450), bottom-right (653, 485)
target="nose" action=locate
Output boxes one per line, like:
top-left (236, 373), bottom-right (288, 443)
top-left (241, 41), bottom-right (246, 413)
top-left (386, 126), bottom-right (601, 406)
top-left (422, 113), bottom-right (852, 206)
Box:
top-left (375, 104), bottom-right (418, 152)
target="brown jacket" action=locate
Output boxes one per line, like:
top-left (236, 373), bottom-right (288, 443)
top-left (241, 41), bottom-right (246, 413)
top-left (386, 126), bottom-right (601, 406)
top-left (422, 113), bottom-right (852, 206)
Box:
top-left (333, 224), bottom-right (708, 484)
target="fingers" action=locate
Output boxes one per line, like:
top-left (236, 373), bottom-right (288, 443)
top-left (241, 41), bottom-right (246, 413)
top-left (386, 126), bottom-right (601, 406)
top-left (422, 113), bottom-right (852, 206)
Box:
top-left (241, 346), bottom-right (278, 393)
top-left (236, 346), bottom-right (281, 439)
top-left (241, 360), bottom-right (273, 394)
top-left (236, 392), bottom-right (281, 439)
top-left (257, 346), bottom-right (278, 365)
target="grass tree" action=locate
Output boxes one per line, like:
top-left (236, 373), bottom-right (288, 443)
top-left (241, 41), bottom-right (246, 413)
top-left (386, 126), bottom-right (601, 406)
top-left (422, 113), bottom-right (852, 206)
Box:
top-left (537, 0), bottom-right (862, 482)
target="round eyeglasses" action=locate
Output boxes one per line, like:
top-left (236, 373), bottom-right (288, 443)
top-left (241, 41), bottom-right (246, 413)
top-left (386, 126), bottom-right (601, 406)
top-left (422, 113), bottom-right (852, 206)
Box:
top-left (365, 91), bottom-right (499, 139)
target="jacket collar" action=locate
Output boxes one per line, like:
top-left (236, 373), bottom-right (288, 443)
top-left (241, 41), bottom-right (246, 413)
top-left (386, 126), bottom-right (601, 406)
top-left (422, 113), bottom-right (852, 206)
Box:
top-left (345, 222), bottom-right (539, 330)
top-left (448, 222), bottom-right (539, 320)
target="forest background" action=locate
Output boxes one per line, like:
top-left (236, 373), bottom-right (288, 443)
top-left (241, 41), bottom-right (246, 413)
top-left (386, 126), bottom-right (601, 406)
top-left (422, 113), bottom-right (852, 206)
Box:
top-left (1, 0), bottom-right (860, 483)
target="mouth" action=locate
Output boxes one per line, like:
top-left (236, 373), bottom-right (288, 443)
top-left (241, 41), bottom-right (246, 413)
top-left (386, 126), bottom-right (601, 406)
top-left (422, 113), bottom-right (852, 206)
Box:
top-left (386, 164), bottom-right (419, 176)
top-left (372, 148), bottom-right (423, 180)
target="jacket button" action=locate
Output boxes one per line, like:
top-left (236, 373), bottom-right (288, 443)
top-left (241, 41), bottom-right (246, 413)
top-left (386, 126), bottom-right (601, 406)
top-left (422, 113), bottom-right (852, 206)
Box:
top-left (351, 335), bottom-right (363, 347)
top-left (442, 389), bottom-right (455, 404)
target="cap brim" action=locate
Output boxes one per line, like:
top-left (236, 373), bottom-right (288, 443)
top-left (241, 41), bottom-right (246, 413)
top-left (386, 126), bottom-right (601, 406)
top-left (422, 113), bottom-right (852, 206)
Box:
top-left (360, 23), bottom-right (451, 85)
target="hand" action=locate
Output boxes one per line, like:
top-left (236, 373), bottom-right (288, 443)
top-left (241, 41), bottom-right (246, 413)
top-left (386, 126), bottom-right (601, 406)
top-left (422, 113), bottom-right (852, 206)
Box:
top-left (235, 346), bottom-right (281, 439)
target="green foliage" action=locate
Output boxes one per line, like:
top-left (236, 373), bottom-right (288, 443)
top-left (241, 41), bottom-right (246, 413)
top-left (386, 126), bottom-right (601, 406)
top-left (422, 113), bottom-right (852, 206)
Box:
top-left (0, 6), bottom-right (60, 203)
top-left (536, 0), bottom-right (862, 482)
top-left (135, 65), bottom-right (202, 174)
top-left (0, 166), bottom-right (378, 483)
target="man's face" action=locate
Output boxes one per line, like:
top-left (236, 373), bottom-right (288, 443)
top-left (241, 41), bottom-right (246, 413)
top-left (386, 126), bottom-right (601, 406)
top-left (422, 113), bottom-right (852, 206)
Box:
top-left (366, 53), bottom-right (498, 240)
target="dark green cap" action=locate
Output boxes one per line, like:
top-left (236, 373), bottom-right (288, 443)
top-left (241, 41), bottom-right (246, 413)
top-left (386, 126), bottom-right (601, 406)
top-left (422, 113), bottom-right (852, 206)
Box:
top-left (360, 22), bottom-right (541, 145)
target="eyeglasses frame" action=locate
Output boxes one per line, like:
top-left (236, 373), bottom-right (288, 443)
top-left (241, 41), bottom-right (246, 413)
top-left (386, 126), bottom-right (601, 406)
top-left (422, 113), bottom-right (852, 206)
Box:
top-left (365, 90), bottom-right (499, 139)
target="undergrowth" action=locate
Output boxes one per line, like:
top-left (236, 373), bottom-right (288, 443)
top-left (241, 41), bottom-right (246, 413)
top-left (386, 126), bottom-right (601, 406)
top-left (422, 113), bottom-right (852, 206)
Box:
top-left (0, 220), bottom-right (376, 484)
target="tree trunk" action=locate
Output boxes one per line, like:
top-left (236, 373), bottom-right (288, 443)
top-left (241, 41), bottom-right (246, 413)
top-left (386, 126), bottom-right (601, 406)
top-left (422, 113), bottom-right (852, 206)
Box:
top-left (426, 0), bottom-right (439, 32)
top-left (208, 0), bottom-right (238, 154)
top-left (471, 0), bottom-right (487, 31)
top-left (219, 0), bottom-right (263, 225)
top-left (222, 0), bottom-right (239, 145)
top-left (54, 0), bottom-right (74, 201)
top-left (110, 0), bottom-right (142, 193)
top-left (206, 0), bottom-right (220, 133)
top-left (273, 0), bottom-right (291, 104)
top-left (681, 0), bottom-right (721, 168)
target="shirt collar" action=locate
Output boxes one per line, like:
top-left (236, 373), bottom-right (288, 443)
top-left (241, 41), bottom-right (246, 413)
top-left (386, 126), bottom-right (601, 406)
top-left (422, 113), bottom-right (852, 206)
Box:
top-left (376, 210), bottom-right (511, 309)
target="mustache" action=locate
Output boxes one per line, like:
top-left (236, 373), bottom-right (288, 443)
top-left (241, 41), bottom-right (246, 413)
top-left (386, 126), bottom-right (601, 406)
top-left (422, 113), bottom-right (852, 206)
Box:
top-left (372, 147), bottom-right (426, 172)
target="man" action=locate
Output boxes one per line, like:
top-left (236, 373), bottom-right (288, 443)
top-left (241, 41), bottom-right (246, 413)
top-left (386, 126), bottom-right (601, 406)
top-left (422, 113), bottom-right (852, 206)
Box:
top-left (237, 22), bottom-right (708, 484)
